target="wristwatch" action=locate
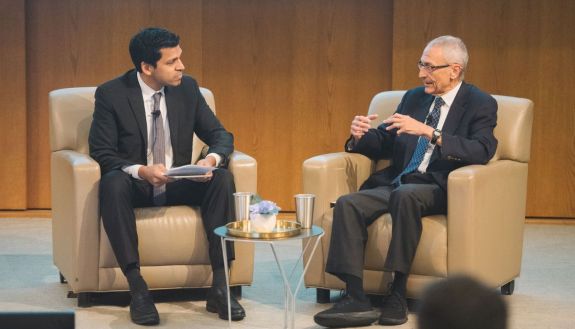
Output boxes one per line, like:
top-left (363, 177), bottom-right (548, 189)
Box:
top-left (430, 129), bottom-right (442, 145)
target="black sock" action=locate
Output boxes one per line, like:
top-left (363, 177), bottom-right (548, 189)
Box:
top-left (212, 267), bottom-right (227, 289)
top-left (392, 271), bottom-right (408, 299)
top-left (344, 274), bottom-right (369, 303)
top-left (125, 264), bottom-right (148, 293)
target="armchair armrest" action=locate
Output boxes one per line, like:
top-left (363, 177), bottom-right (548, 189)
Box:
top-left (302, 152), bottom-right (373, 225)
top-left (447, 160), bottom-right (528, 286)
top-left (51, 150), bottom-right (101, 292)
top-left (228, 151), bottom-right (257, 194)
top-left (227, 151), bottom-right (257, 285)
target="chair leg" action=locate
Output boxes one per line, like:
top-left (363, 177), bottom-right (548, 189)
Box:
top-left (230, 286), bottom-right (242, 300)
top-left (77, 292), bottom-right (92, 307)
top-left (316, 288), bottom-right (331, 304)
top-left (501, 280), bottom-right (515, 295)
top-left (59, 272), bottom-right (67, 284)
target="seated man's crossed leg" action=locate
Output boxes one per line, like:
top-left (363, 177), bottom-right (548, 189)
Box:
top-left (314, 183), bottom-right (446, 327)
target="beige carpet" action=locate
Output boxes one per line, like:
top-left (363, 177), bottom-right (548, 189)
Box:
top-left (1, 218), bottom-right (574, 328)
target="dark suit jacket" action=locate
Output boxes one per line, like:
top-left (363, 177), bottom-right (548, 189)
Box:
top-left (89, 70), bottom-right (233, 175)
top-left (349, 82), bottom-right (498, 191)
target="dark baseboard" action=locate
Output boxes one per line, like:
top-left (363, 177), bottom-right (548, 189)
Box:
top-left (0, 310), bottom-right (74, 329)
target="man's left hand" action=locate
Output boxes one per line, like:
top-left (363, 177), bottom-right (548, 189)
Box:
top-left (189, 156), bottom-right (216, 182)
top-left (383, 113), bottom-right (434, 138)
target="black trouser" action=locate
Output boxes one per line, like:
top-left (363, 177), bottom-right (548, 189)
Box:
top-left (325, 183), bottom-right (447, 280)
top-left (99, 169), bottom-right (236, 274)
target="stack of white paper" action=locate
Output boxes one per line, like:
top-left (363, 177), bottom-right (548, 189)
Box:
top-left (164, 164), bottom-right (216, 178)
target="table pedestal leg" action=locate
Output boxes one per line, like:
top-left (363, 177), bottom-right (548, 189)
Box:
top-left (217, 228), bottom-right (324, 329)
top-left (221, 237), bottom-right (232, 328)
top-left (269, 233), bottom-right (323, 329)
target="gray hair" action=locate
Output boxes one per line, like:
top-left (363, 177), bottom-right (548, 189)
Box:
top-left (426, 35), bottom-right (468, 79)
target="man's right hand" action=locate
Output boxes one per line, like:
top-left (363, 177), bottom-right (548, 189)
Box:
top-left (138, 164), bottom-right (169, 186)
top-left (350, 114), bottom-right (378, 141)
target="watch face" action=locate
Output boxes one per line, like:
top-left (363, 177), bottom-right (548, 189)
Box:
top-left (432, 129), bottom-right (441, 144)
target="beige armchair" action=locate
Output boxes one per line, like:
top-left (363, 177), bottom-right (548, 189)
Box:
top-left (302, 91), bottom-right (533, 302)
top-left (49, 87), bottom-right (256, 306)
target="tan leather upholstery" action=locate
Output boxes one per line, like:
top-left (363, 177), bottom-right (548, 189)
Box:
top-left (50, 87), bottom-right (256, 293)
top-left (303, 90), bottom-right (533, 298)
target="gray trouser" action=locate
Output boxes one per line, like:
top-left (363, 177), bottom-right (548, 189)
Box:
top-left (325, 183), bottom-right (447, 280)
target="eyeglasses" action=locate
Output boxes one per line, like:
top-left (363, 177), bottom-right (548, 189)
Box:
top-left (417, 60), bottom-right (451, 72)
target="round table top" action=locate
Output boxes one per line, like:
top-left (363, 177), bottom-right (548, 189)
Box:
top-left (214, 223), bottom-right (323, 242)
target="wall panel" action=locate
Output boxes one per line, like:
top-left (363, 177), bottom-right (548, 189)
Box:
top-left (0, 0), bottom-right (27, 209)
top-left (203, 0), bottom-right (393, 209)
top-left (392, 0), bottom-right (575, 217)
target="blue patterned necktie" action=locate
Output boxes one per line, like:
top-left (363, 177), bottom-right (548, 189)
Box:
top-left (151, 92), bottom-right (166, 206)
top-left (392, 96), bottom-right (444, 187)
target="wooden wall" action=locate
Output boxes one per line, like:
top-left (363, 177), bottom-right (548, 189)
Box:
top-left (0, 0), bottom-right (27, 209)
top-left (1, 0), bottom-right (573, 217)
top-left (202, 0), bottom-right (393, 210)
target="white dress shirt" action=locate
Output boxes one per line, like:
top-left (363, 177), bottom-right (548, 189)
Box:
top-left (417, 81), bottom-right (462, 173)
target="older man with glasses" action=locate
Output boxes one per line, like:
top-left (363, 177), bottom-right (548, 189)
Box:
top-left (313, 35), bottom-right (498, 328)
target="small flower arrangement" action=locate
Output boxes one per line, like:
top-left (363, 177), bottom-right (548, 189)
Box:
top-left (249, 198), bottom-right (280, 232)
top-left (249, 200), bottom-right (281, 216)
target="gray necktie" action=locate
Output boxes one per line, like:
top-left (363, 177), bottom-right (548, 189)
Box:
top-left (151, 92), bottom-right (166, 206)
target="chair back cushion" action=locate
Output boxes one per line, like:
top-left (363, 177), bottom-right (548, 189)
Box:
top-left (367, 90), bottom-right (405, 124)
top-left (49, 87), bottom-right (97, 154)
top-left (49, 86), bottom-right (216, 163)
top-left (365, 90), bottom-right (534, 164)
top-left (491, 95), bottom-right (533, 162)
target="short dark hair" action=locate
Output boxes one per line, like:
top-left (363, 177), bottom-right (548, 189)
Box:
top-left (129, 27), bottom-right (180, 72)
top-left (418, 276), bottom-right (507, 329)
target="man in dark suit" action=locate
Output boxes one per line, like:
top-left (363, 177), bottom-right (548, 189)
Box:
top-left (314, 36), bottom-right (498, 327)
top-left (89, 27), bottom-right (245, 325)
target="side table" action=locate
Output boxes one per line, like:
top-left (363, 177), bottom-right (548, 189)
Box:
top-left (214, 224), bottom-right (324, 329)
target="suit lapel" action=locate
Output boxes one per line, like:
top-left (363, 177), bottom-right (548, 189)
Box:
top-left (126, 73), bottom-right (148, 150)
top-left (429, 82), bottom-right (470, 162)
top-left (165, 87), bottom-right (181, 154)
top-left (441, 82), bottom-right (469, 135)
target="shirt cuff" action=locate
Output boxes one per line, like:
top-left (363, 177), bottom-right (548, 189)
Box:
top-left (122, 164), bottom-right (143, 180)
top-left (206, 153), bottom-right (222, 167)
top-left (345, 137), bottom-right (357, 152)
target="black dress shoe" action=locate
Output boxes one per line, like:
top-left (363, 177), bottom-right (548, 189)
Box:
top-left (378, 291), bottom-right (407, 325)
top-left (314, 295), bottom-right (379, 328)
top-left (206, 286), bottom-right (246, 321)
top-left (130, 290), bottom-right (160, 326)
